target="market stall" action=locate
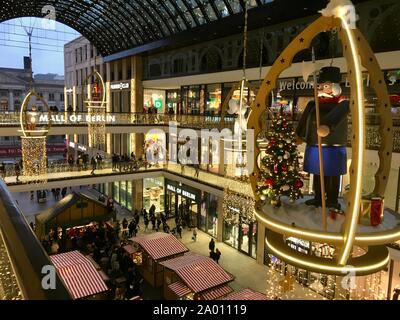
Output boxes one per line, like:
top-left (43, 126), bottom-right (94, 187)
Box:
top-left (223, 288), bottom-right (268, 300)
top-left (131, 232), bottom-right (189, 288)
top-left (160, 252), bottom-right (234, 300)
top-left (50, 251), bottom-right (109, 300)
top-left (35, 192), bottom-right (115, 240)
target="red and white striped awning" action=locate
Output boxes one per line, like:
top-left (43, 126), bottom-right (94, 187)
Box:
top-left (160, 253), bottom-right (234, 293)
top-left (223, 288), bottom-right (268, 300)
top-left (132, 232), bottom-right (188, 261)
top-left (123, 244), bottom-right (137, 255)
top-left (50, 251), bottom-right (109, 300)
top-left (200, 284), bottom-right (233, 300)
top-left (168, 281), bottom-right (191, 298)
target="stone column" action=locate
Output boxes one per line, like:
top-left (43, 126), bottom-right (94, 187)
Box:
top-left (216, 196), bottom-right (224, 242)
top-left (132, 179), bottom-right (144, 212)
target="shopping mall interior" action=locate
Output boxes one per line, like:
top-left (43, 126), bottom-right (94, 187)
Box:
top-left (0, 0), bottom-right (400, 302)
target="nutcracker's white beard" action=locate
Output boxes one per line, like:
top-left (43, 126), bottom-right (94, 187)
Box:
top-left (318, 83), bottom-right (342, 98)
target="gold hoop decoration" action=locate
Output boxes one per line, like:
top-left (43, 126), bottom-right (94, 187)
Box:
top-left (83, 70), bottom-right (107, 149)
top-left (19, 90), bottom-right (52, 179)
top-left (248, 14), bottom-right (397, 276)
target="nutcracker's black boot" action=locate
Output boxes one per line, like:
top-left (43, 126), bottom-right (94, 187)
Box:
top-left (326, 176), bottom-right (341, 210)
top-left (305, 175), bottom-right (322, 207)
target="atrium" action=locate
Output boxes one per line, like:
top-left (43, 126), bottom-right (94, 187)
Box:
top-left (0, 0), bottom-right (400, 302)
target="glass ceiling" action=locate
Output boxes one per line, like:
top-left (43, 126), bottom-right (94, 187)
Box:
top-left (0, 0), bottom-right (272, 56)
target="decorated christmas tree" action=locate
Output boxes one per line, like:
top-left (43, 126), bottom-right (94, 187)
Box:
top-left (257, 114), bottom-right (303, 206)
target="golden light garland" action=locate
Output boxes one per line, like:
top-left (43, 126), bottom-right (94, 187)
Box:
top-left (19, 90), bottom-right (51, 181)
top-left (21, 137), bottom-right (47, 179)
top-left (222, 189), bottom-right (255, 225)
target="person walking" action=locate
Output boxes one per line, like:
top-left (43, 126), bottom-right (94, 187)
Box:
top-left (194, 163), bottom-right (200, 178)
top-left (144, 215), bottom-right (149, 232)
top-left (192, 227), bottom-right (197, 242)
top-left (214, 248), bottom-right (221, 264)
top-left (209, 238), bottom-right (215, 252)
top-left (128, 220), bottom-right (135, 238)
top-left (96, 153), bottom-right (103, 170)
top-left (14, 162), bottom-right (21, 182)
top-left (176, 224), bottom-right (182, 239)
top-left (90, 156), bottom-right (97, 175)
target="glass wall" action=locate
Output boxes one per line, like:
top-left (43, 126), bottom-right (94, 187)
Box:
top-left (166, 89), bottom-right (181, 114)
top-left (223, 206), bottom-right (257, 259)
top-left (112, 180), bottom-right (132, 210)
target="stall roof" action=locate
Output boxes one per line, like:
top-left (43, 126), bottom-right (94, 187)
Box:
top-left (50, 251), bottom-right (108, 300)
top-left (36, 192), bottom-right (107, 224)
top-left (223, 288), bottom-right (268, 300)
top-left (200, 284), bottom-right (233, 300)
top-left (160, 253), bottom-right (234, 293)
top-left (168, 281), bottom-right (191, 298)
top-left (132, 232), bottom-right (188, 261)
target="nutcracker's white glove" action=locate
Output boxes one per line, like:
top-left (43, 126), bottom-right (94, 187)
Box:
top-left (317, 125), bottom-right (330, 137)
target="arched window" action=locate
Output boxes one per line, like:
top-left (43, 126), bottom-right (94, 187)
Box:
top-left (200, 47), bottom-right (222, 72)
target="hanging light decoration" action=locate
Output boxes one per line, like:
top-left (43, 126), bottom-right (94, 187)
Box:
top-left (18, 24), bottom-right (51, 182)
top-left (83, 69), bottom-right (106, 150)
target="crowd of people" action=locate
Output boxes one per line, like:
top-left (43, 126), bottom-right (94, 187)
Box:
top-left (111, 152), bottom-right (148, 172)
top-left (39, 220), bottom-right (144, 300)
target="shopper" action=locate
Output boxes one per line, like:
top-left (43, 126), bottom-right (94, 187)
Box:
top-left (0, 162), bottom-right (5, 179)
top-left (192, 227), bottom-right (197, 241)
top-left (90, 156), bottom-right (97, 175)
top-left (14, 162), bottom-right (21, 182)
top-left (176, 224), bottom-right (182, 239)
top-left (214, 248), bottom-right (221, 264)
top-left (96, 153), bottom-right (103, 170)
top-left (209, 238), bottom-right (215, 252)
top-left (194, 163), bottom-right (200, 178)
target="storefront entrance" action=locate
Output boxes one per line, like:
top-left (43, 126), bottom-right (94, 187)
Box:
top-left (223, 217), bottom-right (257, 259)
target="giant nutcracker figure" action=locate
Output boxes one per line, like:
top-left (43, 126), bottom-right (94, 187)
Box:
top-left (296, 66), bottom-right (349, 210)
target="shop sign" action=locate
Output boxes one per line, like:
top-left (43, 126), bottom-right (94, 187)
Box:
top-left (0, 145), bottom-right (66, 156)
top-left (154, 99), bottom-right (163, 109)
top-left (38, 114), bottom-right (116, 124)
top-left (167, 183), bottom-right (196, 201)
top-left (110, 82), bottom-right (130, 90)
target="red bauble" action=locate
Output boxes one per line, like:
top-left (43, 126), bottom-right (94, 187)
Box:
top-left (295, 180), bottom-right (304, 188)
top-left (264, 178), bottom-right (274, 187)
top-left (281, 165), bottom-right (287, 172)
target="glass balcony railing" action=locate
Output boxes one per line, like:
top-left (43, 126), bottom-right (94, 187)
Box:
top-left (0, 112), bottom-right (236, 130)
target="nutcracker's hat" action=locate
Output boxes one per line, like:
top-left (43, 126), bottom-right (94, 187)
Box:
top-left (318, 66), bottom-right (341, 83)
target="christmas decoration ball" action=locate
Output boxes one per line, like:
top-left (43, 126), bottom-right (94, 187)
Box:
top-left (260, 195), bottom-right (267, 201)
top-left (295, 180), bottom-right (304, 188)
top-left (262, 188), bottom-right (269, 195)
top-left (282, 165), bottom-right (287, 172)
top-left (278, 156), bottom-right (283, 161)
top-left (278, 144), bottom-right (283, 148)
top-left (282, 185), bottom-right (290, 191)
top-left (264, 178), bottom-right (274, 187)
top-left (286, 139), bottom-right (291, 144)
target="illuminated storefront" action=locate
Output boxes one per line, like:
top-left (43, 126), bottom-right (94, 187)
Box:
top-left (223, 205), bottom-right (257, 259)
top-left (143, 177), bottom-right (164, 214)
top-left (144, 89), bottom-right (166, 113)
top-left (164, 179), bottom-right (217, 237)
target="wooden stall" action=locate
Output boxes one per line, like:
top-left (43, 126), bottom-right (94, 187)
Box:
top-left (50, 251), bottom-right (109, 300)
top-left (160, 252), bottom-right (234, 300)
top-left (131, 232), bottom-right (189, 288)
top-left (35, 192), bottom-right (115, 239)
